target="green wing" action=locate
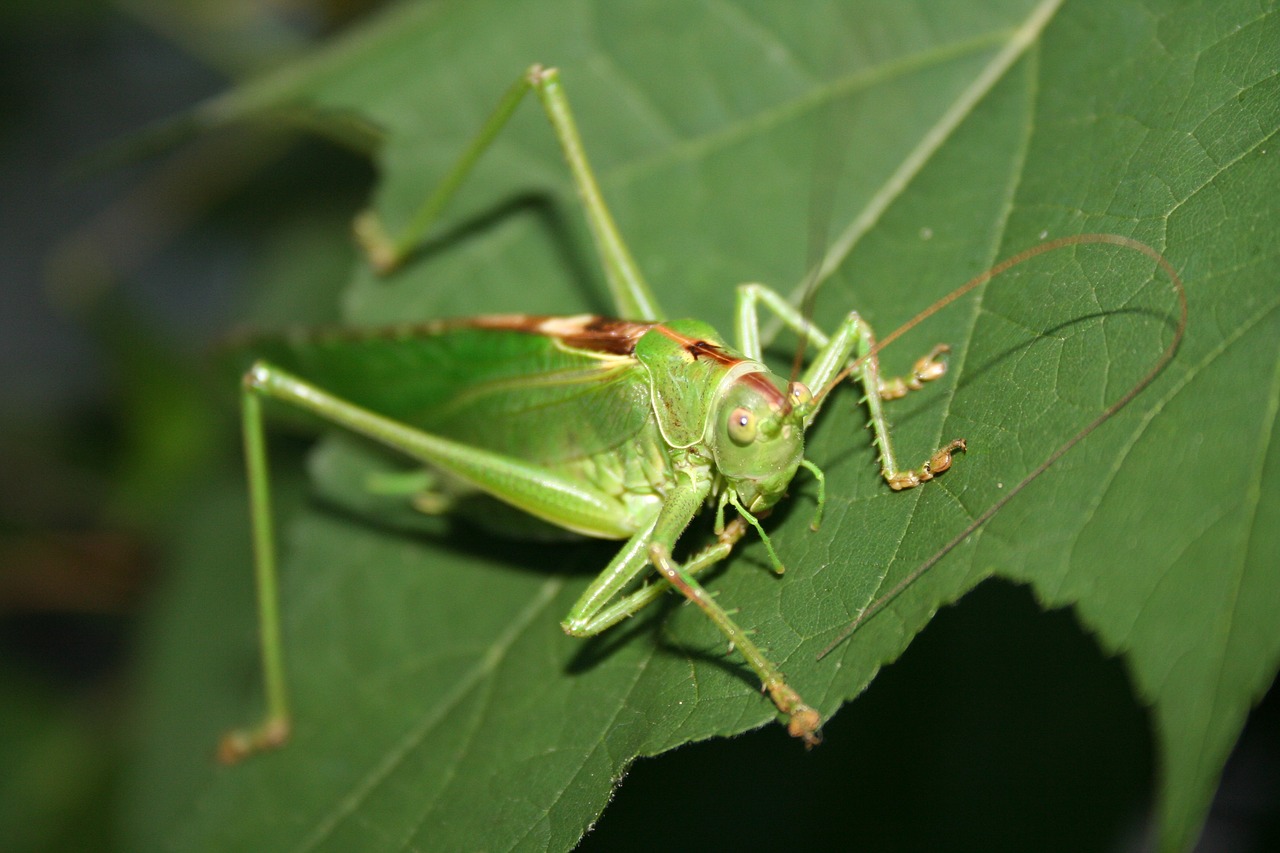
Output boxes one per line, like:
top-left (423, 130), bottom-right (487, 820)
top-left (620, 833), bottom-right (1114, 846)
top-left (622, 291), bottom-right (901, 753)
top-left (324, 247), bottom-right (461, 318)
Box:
top-left (239, 322), bottom-right (653, 465)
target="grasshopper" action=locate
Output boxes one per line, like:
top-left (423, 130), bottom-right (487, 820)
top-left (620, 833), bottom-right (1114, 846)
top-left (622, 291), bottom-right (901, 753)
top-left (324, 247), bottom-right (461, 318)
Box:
top-left (221, 65), bottom-right (1183, 762)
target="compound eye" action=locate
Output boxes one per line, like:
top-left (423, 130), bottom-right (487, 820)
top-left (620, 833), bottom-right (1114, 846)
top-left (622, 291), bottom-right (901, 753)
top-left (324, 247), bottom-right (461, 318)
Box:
top-left (788, 381), bottom-right (812, 408)
top-left (727, 406), bottom-right (756, 445)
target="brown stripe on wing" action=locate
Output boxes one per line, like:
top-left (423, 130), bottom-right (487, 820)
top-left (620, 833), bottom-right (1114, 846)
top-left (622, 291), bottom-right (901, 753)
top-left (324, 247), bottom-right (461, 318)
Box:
top-left (228, 313), bottom-right (655, 356)
top-left (466, 314), bottom-right (656, 356)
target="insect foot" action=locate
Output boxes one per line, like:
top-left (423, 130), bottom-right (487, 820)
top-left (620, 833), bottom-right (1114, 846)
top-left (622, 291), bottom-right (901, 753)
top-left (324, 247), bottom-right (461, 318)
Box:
top-left (924, 438), bottom-right (966, 476)
top-left (879, 344), bottom-right (951, 401)
top-left (217, 717), bottom-right (291, 765)
top-left (352, 210), bottom-right (398, 274)
top-left (885, 438), bottom-right (967, 491)
top-left (768, 683), bottom-right (822, 748)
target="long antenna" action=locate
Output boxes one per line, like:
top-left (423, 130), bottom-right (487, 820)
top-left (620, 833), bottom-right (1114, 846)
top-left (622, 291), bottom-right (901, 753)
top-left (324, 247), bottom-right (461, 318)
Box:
top-left (816, 233), bottom-right (1188, 660)
top-left (789, 85), bottom-right (860, 385)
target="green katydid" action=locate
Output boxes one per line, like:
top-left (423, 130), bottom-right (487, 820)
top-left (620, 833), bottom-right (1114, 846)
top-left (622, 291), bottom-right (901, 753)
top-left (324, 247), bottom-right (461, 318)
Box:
top-left (220, 64), bottom-right (1186, 763)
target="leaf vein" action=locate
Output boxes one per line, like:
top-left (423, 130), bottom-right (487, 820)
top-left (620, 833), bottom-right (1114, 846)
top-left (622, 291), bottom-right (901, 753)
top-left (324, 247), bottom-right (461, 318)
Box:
top-left (293, 577), bottom-right (565, 852)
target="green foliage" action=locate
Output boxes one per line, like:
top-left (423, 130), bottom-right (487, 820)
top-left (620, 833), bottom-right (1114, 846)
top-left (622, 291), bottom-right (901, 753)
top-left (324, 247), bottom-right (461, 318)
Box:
top-left (127, 1), bottom-right (1279, 849)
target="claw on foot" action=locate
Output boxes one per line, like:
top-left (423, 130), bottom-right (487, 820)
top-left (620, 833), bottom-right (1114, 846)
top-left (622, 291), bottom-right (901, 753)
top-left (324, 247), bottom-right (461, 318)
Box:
top-left (787, 705), bottom-right (823, 748)
top-left (910, 344), bottom-right (951, 385)
top-left (925, 438), bottom-right (966, 476)
top-left (768, 683), bottom-right (823, 748)
top-left (880, 343), bottom-right (951, 400)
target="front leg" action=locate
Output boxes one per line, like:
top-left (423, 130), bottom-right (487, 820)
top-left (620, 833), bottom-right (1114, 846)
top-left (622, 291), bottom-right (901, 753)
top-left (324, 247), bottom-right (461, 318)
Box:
top-left (644, 486), bottom-right (822, 746)
top-left (733, 282), bottom-right (964, 491)
top-left (563, 476), bottom-right (821, 746)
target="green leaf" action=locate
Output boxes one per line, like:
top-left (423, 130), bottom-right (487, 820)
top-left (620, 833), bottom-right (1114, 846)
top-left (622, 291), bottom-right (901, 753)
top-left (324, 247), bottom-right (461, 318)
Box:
top-left (127, 1), bottom-right (1280, 850)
